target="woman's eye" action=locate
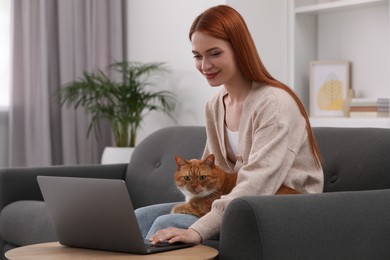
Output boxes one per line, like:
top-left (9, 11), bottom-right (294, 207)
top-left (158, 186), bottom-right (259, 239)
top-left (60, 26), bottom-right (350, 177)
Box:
top-left (193, 54), bottom-right (201, 60)
top-left (183, 176), bottom-right (191, 181)
top-left (210, 52), bottom-right (221, 57)
top-left (199, 175), bottom-right (207, 181)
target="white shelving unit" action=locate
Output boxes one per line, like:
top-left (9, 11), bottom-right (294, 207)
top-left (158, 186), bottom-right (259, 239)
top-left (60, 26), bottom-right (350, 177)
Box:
top-left (288, 0), bottom-right (390, 128)
top-left (295, 0), bottom-right (388, 14)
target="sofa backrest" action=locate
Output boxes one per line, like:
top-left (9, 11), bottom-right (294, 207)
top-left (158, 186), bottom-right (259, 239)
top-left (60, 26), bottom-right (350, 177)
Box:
top-left (125, 126), bottom-right (390, 208)
top-left (125, 126), bottom-right (206, 209)
top-left (313, 127), bottom-right (390, 193)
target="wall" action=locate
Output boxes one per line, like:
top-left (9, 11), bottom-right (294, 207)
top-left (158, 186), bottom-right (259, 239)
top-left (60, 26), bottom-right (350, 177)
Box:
top-left (127, 0), bottom-right (288, 144)
top-left (228, 0), bottom-right (288, 84)
top-left (126, 0), bottom-right (224, 143)
top-left (0, 110), bottom-right (8, 167)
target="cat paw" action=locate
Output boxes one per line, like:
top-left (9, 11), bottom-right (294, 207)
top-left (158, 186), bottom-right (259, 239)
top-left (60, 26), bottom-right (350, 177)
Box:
top-left (171, 204), bottom-right (185, 214)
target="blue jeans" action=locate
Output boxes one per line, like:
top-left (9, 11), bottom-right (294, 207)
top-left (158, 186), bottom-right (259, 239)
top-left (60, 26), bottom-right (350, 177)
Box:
top-left (135, 202), bottom-right (199, 239)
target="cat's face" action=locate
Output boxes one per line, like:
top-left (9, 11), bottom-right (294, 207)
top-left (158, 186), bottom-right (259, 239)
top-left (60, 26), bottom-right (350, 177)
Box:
top-left (174, 154), bottom-right (224, 200)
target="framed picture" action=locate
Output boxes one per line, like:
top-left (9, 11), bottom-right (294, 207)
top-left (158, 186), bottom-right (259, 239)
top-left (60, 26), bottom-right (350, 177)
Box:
top-left (310, 61), bottom-right (350, 117)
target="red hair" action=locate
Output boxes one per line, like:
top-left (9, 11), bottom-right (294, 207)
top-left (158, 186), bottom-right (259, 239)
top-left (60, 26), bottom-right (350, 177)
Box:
top-left (190, 5), bottom-right (322, 167)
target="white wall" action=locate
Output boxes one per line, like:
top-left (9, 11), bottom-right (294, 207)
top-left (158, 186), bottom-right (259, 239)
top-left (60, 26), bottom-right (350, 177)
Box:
top-left (127, 0), bottom-right (288, 144)
top-left (126, 0), bottom-right (225, 143)
top-left (228, 0), bottom-right (288, 84)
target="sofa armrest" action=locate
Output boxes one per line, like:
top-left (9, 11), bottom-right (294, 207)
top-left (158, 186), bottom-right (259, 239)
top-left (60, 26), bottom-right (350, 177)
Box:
top-left (0, 164), bottom-right (128, 210)
top-left (220, 190), bottom-right (390, 260)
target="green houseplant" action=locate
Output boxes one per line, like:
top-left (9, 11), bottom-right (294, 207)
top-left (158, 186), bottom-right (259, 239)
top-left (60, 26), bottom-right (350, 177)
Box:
top-left (58, 61), bottom-right (176, 147)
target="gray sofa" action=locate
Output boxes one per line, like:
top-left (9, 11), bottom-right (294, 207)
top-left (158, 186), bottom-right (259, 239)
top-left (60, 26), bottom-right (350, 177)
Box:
top-left (1, 126), bottom-right (390, 260)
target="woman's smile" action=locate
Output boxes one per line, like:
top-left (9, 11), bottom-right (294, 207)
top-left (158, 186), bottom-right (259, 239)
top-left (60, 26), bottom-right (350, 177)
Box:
top-left (191, 31), bottom-right (241, 87)
top-left (203, 71), bottom-right (219, 80)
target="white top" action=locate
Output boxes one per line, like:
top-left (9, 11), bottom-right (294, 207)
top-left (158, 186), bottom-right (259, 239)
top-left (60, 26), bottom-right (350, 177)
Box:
top-left (226, 127), bottom-right (239, 157)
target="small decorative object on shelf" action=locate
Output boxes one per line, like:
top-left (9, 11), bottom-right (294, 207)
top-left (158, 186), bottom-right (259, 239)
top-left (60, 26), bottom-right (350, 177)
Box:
top-left (310, 61), bottom-right (350, 117)
top-left (342, 89), bottom-right (355, 117)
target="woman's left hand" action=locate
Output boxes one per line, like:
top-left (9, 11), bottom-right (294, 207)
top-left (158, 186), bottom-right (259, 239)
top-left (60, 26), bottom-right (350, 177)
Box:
top-left (150, 228), bottom-right (202, 245)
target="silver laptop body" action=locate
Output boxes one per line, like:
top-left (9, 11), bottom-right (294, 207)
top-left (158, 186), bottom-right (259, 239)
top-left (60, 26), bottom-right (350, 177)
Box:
top-left (37, 176), bottom-right (193, 254)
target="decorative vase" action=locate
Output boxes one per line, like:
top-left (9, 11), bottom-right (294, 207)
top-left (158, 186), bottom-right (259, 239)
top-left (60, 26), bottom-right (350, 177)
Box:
top-left (101, 146), bottom-right (135, 164)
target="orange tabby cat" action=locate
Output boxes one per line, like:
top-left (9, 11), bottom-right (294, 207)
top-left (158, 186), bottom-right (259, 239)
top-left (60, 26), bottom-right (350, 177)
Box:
top-left (171, 154), bottom-right (301, 218)
top-left (171, 154), bottom-right (237, 218)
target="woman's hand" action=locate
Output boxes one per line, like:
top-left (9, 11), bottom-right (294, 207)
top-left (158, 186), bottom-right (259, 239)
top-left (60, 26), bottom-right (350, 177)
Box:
top-left (150, 228), bottom-right (202, 245)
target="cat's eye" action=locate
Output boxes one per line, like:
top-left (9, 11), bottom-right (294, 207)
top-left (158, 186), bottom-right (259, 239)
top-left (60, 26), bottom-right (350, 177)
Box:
top-left (183, 176), bottom-right (191, 181)
top-left (198, 175), bottom-right (207, 181)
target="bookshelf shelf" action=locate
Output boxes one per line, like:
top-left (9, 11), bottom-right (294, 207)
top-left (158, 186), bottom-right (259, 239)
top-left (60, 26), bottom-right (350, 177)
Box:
top-left (295, 0), bottom-right (388, 14)
top-left (310, 117), bottom-right (390, 128)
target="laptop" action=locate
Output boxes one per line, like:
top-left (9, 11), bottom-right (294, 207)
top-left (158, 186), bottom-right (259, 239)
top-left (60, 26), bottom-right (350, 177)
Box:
top-left (37, 176), bottom-right (194, 254)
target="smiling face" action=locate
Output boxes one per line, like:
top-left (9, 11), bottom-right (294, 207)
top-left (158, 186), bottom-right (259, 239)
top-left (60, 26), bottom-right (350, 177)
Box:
top-left (191, 31), bottom-right (242, 87)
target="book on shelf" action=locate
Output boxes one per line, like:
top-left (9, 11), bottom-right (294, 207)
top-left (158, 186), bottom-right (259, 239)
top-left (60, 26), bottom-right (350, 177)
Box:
top-left (350, 98), bottom-right (378, 107)
top-left (348, 97), bottom-right (389, 118)
top-left (377, 98), bottom-right (390, 103)
top-left (349, 106), bottom-right (377, 112)
top-left (377, 107), bottom-right (390, 112)
top-left (377, 98), bottom-right (390, 112)
top-left (349, 111), bottom-right (389, 118)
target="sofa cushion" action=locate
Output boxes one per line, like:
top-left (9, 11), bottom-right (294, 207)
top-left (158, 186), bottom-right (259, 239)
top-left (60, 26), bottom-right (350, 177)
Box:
top-left (0, 201), bottom-right (57, 246)
top-left (313, 127), bottom-right (390, 192)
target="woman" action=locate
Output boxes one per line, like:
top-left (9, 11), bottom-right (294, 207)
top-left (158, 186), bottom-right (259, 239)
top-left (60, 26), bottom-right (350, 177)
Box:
top-left (136, 4), bottom-right (324, 245)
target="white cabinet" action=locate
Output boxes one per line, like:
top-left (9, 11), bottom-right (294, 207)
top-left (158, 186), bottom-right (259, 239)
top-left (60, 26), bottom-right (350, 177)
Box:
top-left (288, 0), bottom-right (390, 128)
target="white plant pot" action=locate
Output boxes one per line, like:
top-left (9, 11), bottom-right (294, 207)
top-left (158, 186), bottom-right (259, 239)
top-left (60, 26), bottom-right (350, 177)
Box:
top-left (101, 146), bottom-right (135, 164)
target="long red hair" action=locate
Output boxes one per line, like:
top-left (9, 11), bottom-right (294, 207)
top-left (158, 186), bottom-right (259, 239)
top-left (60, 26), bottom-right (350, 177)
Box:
top-left (190, 5), bottom-right (322, 167)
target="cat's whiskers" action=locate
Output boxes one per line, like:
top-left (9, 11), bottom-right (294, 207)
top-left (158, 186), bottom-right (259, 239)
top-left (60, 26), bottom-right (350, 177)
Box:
top-left (193, 189), bottom-right (214, 198)
top-left (202, 188), bottom-right (222, 200)
top-left (168, 184), bottom-right (187, 201)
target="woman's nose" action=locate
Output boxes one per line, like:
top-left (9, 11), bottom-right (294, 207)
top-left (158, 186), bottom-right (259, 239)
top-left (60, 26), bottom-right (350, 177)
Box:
top-left (202, 58), bottom-right (212, 71)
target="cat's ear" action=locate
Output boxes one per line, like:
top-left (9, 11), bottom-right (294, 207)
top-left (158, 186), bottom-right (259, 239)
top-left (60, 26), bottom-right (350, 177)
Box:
top-left (203, 154), bottom-right (216, 168)
top-left (175, 156), bottom-right (188, 170)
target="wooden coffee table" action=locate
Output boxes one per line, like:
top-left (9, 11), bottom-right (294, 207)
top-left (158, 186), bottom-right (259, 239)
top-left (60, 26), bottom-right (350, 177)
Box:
top-left (5, 242), bottom-right (218, 260)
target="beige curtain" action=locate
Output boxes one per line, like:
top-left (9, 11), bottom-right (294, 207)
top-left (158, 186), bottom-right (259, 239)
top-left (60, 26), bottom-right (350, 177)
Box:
top-left (10, 0), bottom-right (126, 166)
